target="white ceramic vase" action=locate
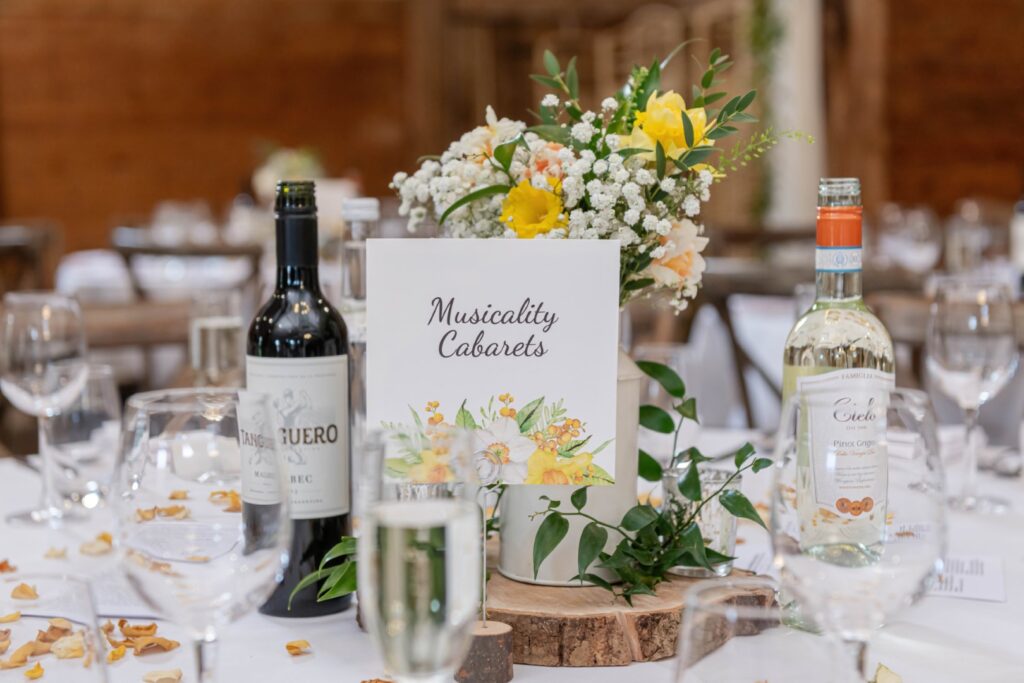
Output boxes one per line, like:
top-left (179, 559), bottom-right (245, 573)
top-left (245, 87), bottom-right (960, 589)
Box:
top-left (497, 348), bottom-right (644, 585)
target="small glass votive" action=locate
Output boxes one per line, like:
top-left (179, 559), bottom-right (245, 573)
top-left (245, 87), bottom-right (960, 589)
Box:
top-left (662, 463), bottom-right (740, 578)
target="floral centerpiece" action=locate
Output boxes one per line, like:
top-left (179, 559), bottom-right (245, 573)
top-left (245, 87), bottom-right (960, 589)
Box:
top-left (393, 46), bottom-right (792, 311)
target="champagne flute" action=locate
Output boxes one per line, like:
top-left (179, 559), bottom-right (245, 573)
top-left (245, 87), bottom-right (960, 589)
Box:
top-left (358, 428), bottom-right (482, 683)
top-left (676, 577), bottom-right (856, 683)
top-left (189, 290), bottom-right (244, 388)
top-left (114, 388), bottom-right (291, 683)
top-left (926, 277), bottom-right (1018, 512)
top-left (1, 291), bottom-right (88, 525)
top-left (771, 387), bottom-right (947, 681)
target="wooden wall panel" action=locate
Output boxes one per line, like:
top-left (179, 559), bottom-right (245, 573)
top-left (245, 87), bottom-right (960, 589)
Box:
top-left (0, 0), bottom-right (425, 252)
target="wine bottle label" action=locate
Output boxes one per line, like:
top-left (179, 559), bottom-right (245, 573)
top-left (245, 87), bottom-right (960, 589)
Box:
top-left (797, 368), bottom-right (894, 518)
top-left (815, 247), bottom-right (862, 273)
top-left (246, 355), bottom-right (350, 519)
top-left (238, 390), bottom-right (284, 506)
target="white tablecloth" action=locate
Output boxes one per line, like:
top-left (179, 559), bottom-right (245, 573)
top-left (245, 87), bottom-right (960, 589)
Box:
top-left (1, 430), bottom-right (1023, 682)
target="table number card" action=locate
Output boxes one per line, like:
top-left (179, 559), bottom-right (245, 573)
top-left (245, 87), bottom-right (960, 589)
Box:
top-left (928, 555), bottom-right (1006, 602)
top-left (366, 239), bottom-right (620, 486)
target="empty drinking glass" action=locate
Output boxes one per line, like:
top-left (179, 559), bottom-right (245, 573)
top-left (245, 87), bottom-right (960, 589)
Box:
top-left (114, 388), bottom-right (291, 683)
top-left (43, 363), bottom-right (121, 510)
top-left (926, 277), bottom-right (1019, 512)
top-left (189, 290), bottom-right (244, 388)
top-left (1, 291), bottom-right (88, 525)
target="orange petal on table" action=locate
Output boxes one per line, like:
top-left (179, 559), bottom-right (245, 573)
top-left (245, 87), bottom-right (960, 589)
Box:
top-left (10, 584), bottom-right (37, 600)
top-left (143, 669), bottom-right (183, 683)
top-left (48, 618), bottom-right (72, 632)
top-left (51, 632), bottom-right (85, 659)
top-left (100, 620), bottom-right (114, 635)
top-left (223, 492), bottom-right (242, 513)
top-left (0, 640), bottom-right (34, 668)
top-left (79, 533), bottom-right (113, 556)
top-left (30, 640), bottom-right (50, 656)
top-left (157, 505), bottom-right (190, 520)
top-left (0, 640), bottom-right (7, 656)
top-left (168, 490), bottom-right (189, 500)
top-left (130, 637), bottom-right (180, 655)
top-left (106, 644), bottom-right (126, 663)
top-left (0, 560), bottom-right (15, 573)
top-left (24, 661), bottom-right (44, 679)
top-left (285, 639), bottom-right (311, 656)
top-left (43, 547), bottom-right (66, 560)
top-left (135, 507), bottom-right (158, 522)
top-left (0, 612), bottom-right (20, 624)
top-left (118, 619), bottom-right (158, 638)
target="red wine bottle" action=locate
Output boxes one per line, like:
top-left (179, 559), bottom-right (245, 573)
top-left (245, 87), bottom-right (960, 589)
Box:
top-left (246, 180), bottom-right (352, 617)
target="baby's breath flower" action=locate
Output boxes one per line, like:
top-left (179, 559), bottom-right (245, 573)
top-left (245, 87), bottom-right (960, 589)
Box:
top-left (592, 160), bottom-right (608, 175)
top-left (698, 169), bottom-right (714, 187)
top-left (571, 122), bottom-right (595, 143)
top-left (601, 97), bottom-right (618, 112)
top-left (683, 195), bottom-right (701, 217)
top-left (659, 177), bottom-right (677, 193)
top-left (541, 94), bottom-right (559, 108)
top-left (624, 209), bottom-right (640, 225)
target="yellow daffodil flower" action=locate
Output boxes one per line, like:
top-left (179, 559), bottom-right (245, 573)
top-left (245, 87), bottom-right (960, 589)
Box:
top-left (621, 91), bottom-right (709, 160)
top-left (499, 180), bottom-right (567, 238)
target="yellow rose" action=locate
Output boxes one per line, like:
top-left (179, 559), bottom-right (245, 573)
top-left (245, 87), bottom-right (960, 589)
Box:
top-left (621, 91), bottom-right (709, 160)
top-left (408, 448), bottom-right (453, 484)
top-left (499, 180), bottom-right (567, 239)
top-left (525, 449), bottom-right (594, 485)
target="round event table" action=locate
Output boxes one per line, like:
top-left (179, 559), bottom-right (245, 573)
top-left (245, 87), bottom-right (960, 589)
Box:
top-left (0, 429), bottom-right (1022, 682)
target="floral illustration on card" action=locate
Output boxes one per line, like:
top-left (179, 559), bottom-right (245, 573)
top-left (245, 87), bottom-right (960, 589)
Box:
top-left (381, 393), bottom-right (614, 486)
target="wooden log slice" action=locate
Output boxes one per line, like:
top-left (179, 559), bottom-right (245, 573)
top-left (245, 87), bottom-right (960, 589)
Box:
top-left (455, 620), bottom-right (515, 683)
top-left (485, 569), bottom-right (771, 667)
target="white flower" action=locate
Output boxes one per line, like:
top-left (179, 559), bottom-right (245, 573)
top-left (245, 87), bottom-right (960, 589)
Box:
top-left (642, 215), bottom-right (660, 233)
top-left (601, 97), bottom-right (618, 112)
top-left (650, 244), bottom-right (668, 259)
top-left (659, 177), bottom-right (677, 193)
top-left (592, 160), bottom-right (608, 175)
top-left (624, 209), bottom-right (640, 225)
top-left (571, 122), bottom-right (595, 143)
top-left (635, 169), bottom-right (655, 186)
top-left (699, 169), bottom-right (714, 187)
top-left (683, 195), bottom-right (701, 217)
top-left (644, 219), bottom-right (709, 292)
top-left (541, 94), bottom-right (560, 108)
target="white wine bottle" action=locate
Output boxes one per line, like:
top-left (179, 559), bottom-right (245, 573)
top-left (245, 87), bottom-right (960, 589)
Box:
top-left (782, 178), bottom-right (894, 564)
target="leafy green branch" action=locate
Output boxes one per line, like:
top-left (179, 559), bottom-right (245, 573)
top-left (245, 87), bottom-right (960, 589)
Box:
top-left (531, 361), bottom-right (771, 604)
top-left (288, 536), bottom-right (357, 608)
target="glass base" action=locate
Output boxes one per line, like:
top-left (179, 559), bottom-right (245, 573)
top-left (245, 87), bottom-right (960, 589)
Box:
top-left (949, 494), bottom-right (1010, 514)
top-left (5, 505), bottom-right (86, 527)
top-left (668, 561), bottom-right (732, 578)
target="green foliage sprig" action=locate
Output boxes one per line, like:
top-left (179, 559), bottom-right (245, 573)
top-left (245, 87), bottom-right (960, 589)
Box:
top-left (531, 361), bottom-right (771, 604)
top-left (288, 536), bottom-right (357, 608)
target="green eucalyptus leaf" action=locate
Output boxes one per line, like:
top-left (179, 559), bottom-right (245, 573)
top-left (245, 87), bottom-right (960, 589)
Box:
top-left (636, 361), bottom-right (685, 398)
top-left (709, 47), bottom-right (721, 65)
top-left (533, 512), bottom-right (569, 578)
top-left (700, 69), bottom-right (714, 89)
top-left (733, 442), bottom-right (756, 468)
top-left (677, 147), bottom-right (716, 168)
top-left (681, 110), bottom-right (695, 148)
top-left (616, 147), bottom-right (654, 159)
top-left (570, 486), bottom-right (588, 511)
top-left (492, 136), bottom-right (521, 172)
top-left (318, 536), bottom-right (357, 570)
top-left (439, 184), bottom-right (511, 225)
top-left (624, 277), bottom-right (656, 291)
top-left (639, 405), bottom-right (675, 434)
top-left (752, 457), bottom-right (774, 473)
top-left (566, 56), bottom-right (579, 99)
top-left (702, 92), bottom-right (727, 105)
top-left (638, 449), bottom-right (664, 482)
top-left (738, 89), bottom-right (757, 111)
top-left (622, 504), bottom-right (659, 531)
top-left (543, 50), bottom-right (560, 77)
top-left (530, 74), bottom-right (562, 90)
top-left (730, 112), bottom-right (759, 123)
top-left (527, 124), bottom-right (571, 145)
top-left (655, 142), bottom-right (666, 179)
top-left (287, 568), bottom-right (328, 609)
top-left (720, 489), bottom-right (767, 529)
top-left (578, 522), bottom-right (608, 579)
top-left (317, 562), bottom-right (357, 601)
top-left (679, 462), bottom-right (702, 501)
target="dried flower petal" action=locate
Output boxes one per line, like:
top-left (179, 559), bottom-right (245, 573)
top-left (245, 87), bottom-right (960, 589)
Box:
top-left (10, 584), bottom-right (37, 600)
top-left (107, 644), bottom-right (126, 663)
top-left (157, 505), bottom-right (190, 520)
top-left (143, 669), bottom-right (183, 683)
top-left (51, 632), bottom-right (85, 659)
top-left (168, 490), bottom-right (189, 500)
top-left (0, 640), bottom-right (8, 655)
top-left (210, 489), bottom-right (242, 512)
top-left (48, 618), bottom-right (72, 632)
top-left (130, 637), bottom-right (180, 655)
top-left (30, 640), bottom-right (50, 656)
top-left (0, 640), bottom-right (34, 668)
top-left (118, 620), bottom-right (158, 638)
top-left (80, 533), bottom-right (113, 556)
top-left (135, 507), bottom-right (158, 522)
top-left (100, 620), bottom-right (114, 635)
top-left (23, 661), bottom-right (43, 679)
top-left (43, 547), bottom-right (67, 560)
top-left (185, 555), bottom-right (210, 563)
top-left (285, 639), bottom-right (311, 656)
top-left (0, 613), bottom-right (20, 624)
top-left (0, 560), bottom-right (15, 573)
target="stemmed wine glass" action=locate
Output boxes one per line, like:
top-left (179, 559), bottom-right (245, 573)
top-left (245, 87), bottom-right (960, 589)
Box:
top-left (358, 428), bottom-right (482, 683)
top-left (771, 386), bottom-right (947, 681)
top-left (114, 388), bottom-right (291, 683)
top-left (926, 277), bottom-right (1018, 513)
top-left (1, 291), bottom-right (88, 525)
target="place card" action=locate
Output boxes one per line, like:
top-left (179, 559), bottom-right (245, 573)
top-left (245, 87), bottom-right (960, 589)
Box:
top-left (366, 239), bottom-right (620, 486)
top-left (927, 555), bottom-right (1006, 602)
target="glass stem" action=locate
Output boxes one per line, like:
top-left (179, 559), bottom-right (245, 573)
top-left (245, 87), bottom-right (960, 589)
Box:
top-left (37, 417), bottom-right (62, 523)
top-left (195, 633), bottom-right (218, 683)
top-left (962, 407), bottom-right (981, 502)
top-left (843, 637), bottom-right (870, 682)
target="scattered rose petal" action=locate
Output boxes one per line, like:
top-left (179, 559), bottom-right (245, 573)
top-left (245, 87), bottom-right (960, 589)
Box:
top-left (285, 639), bottom-right (311, 656)
top-left (0, 640), bottom-right (7, 656)
top-left (0, 640), bottom-right (34, 668)
top-left (0, 612), bottom-right (20, 623)
top-left (873, 664), bottom-right (903, 683)
top-left (157, 505), bottom-right (190, 520)
top-left (130, 636), bottom-right (180, 655)
top-left (0, 560), bottom-right (15, 573)
top-left (118, 620), bottom-right (158, 638)
top-left (30, 640), bottom-right (50, 656)
top-left (48, 618), bottom-right (72, 632)
top-left (143, 669), bottom-right (183, 683)
top-left (135, 507), bottom-right (158, 522)
top-left (43, 547), bottom-right (67, 560)
top-left (23, 661), bottom-right (43, 679)
top-left (10, 584), bottom-right (37, 600)
top-left (51, 632), bottom-right (85, 659)
top-left (80, 533), bottom-right (113, 556)
top-left (100, 620), bottom-right (114, 635)
top-left (107, 644), bottom-right (126, 663)
top-left (168, 490), bottom-right (189, 500)
top-left (210, 489), bottom-right (242, 512)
